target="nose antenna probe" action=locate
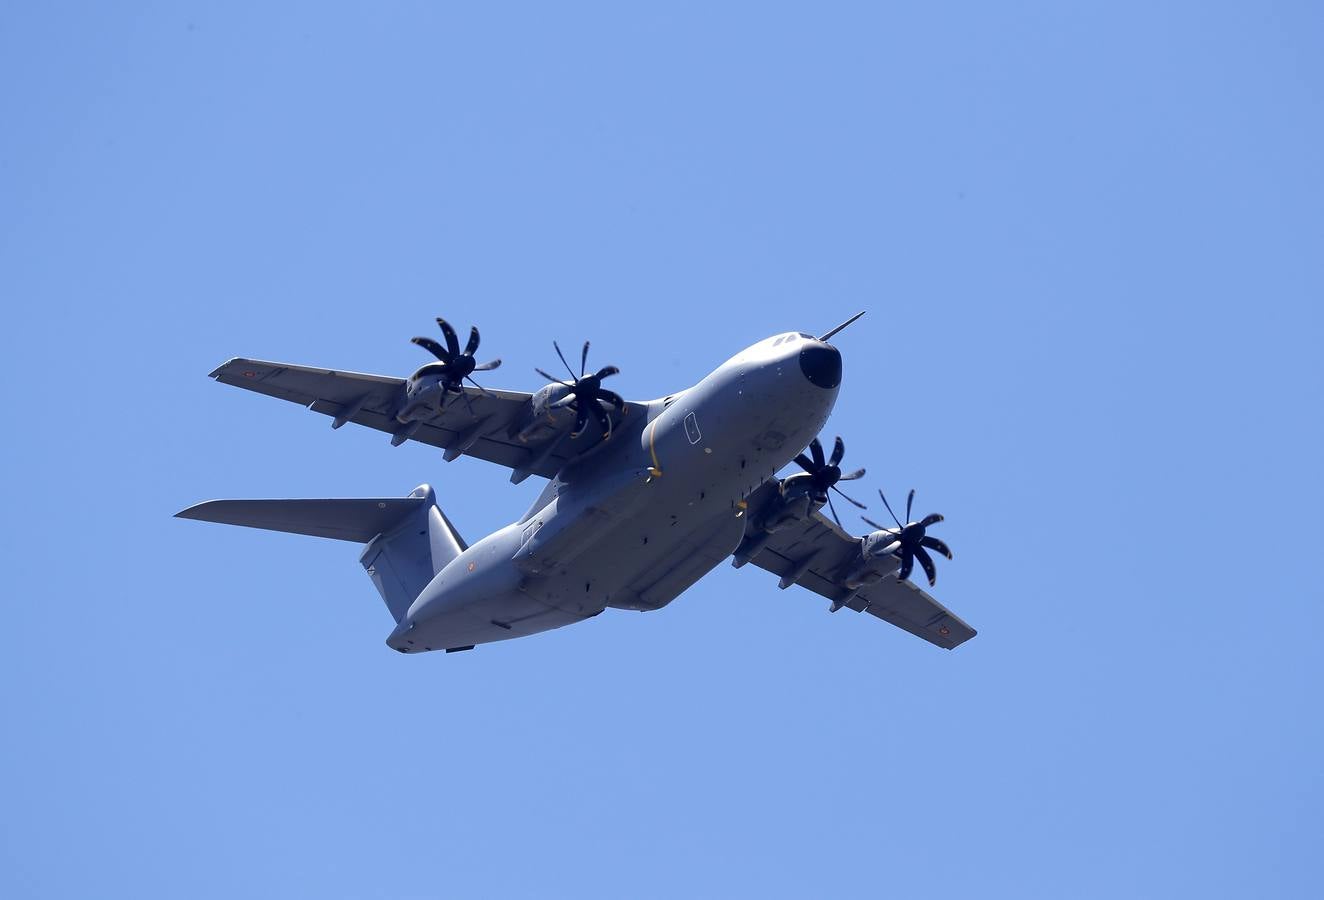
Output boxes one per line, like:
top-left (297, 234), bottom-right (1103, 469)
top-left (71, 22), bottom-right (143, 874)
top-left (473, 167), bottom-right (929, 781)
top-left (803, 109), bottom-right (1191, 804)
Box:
top-left (818, 310), bottom-right (866, 342)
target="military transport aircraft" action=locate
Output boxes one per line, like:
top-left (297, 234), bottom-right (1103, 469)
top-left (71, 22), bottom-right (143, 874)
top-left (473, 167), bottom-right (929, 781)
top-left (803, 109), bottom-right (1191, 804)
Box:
top-left (177, 314), bottom-right (976, 654)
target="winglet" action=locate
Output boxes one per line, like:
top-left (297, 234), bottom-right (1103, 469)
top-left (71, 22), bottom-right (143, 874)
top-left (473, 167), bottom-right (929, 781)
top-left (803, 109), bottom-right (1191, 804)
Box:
top-left (818, 311), bottom-right (866, 342)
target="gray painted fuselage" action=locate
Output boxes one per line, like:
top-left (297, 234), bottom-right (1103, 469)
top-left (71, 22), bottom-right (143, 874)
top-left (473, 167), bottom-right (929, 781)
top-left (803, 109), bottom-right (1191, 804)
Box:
top-left (386, 333), bottom-right (842, 653)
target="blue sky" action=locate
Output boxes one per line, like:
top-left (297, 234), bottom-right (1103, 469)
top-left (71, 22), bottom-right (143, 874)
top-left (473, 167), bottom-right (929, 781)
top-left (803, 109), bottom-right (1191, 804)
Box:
top-left (2, 3), bottom-right (1320, 897)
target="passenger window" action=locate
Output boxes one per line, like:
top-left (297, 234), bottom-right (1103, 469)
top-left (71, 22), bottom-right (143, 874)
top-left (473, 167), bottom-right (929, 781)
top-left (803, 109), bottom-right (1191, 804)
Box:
top-left (684, 412), bottom-right (702, 444)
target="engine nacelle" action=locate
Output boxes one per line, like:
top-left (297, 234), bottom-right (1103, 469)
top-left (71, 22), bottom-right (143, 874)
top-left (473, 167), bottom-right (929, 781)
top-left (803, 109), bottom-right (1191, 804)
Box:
top-left (395, 367), bottom-right (449, 424)
top-left (841, 528), bottom-right (902, 589)
top-left (757, 475), bottom-right (827, 534)
top-left (512, 382), bottom-right (576, 443)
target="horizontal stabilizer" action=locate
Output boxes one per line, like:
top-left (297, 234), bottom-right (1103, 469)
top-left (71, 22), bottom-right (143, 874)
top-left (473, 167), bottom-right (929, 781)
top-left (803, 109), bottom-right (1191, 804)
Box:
top-left (177, 485), bottom-right (464, 624)
top-left (175, 497), bottom-right (427, 543)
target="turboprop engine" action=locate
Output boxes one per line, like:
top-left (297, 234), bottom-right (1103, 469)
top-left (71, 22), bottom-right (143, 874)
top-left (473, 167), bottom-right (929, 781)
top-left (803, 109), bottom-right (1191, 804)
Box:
top-left (843, 489), bottom-right (953, 589)
top-left (395, 318), bottom-right (501, 424)
top-left (513, 339), bottom-right (625, 444)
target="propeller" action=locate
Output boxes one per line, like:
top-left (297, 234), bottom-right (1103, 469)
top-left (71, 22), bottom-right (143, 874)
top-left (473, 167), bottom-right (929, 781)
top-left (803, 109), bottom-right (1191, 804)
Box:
top-left (861, 488), bottom-right (952, 587)
top-left (410, 318), bottom-right (502, 411)
top-left (783, 435), bottom-right (867, 529)
top-left (535, 340), bottom-right (624, 440)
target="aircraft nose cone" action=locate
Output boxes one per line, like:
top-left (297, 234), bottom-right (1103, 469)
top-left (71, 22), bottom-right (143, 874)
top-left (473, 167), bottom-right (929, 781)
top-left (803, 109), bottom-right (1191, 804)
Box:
top-left (798, 341), bottom-right (841, 389)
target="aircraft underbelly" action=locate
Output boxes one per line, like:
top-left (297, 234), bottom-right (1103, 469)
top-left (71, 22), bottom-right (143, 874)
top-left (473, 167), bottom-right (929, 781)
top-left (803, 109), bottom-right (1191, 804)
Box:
top-left (405, 594), bottom-right (595, 651)
top-left (611, 509), bottom-right (747, 610)
top-left (400, 509), bottom-right (747, 652)
top-left (540, 496), bottom-right (747, 612)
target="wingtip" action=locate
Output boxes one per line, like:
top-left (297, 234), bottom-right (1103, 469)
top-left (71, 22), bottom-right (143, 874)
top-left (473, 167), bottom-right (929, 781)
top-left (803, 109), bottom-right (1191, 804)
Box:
top-left (207, 358), bottom-right (242, 379)
top-left (175, 501), bottom-right (219, 520)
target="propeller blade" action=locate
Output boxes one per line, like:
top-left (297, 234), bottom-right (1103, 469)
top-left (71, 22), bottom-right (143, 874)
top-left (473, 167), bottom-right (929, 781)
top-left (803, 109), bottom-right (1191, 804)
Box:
top-left (473, 359), bottom-right (502, 371)
top-left (589, 399), bottom-right (612, 440)
top-left (535, 367), bottom-right (573, 387)
top-left (464, 376), bottom-right (492, 397)
top-left (459, 390), bottom-right (476, 417)
top-left (594, 365), bottom-right (620, 381)
top-left (861, 515), bottom-right (889, 532)
top-left (580, 341), bottom-right (590, 378)
top-left (412, 336), bottom-right (452, 363)
top-left (919, 513), bottom-right (945, 528)
top-left (463, 326), bottom-right (481, 357)
top-left (831, 484), bottom-right (867, 509)
top-left (809, 438), bottom-right (825, 468)
top-left (554, 341), bottom-right (578, 382)
top-left (793, 454), bottom-right (817, 474)
top-left (437, 319), bottom-right (461, 359)
top-left (829, 436), bottom-right (845, 467)
top-left (920, 535), bottom-right (953, 560)
top-left (897, 548), bottom-right (915, 582)
top-left (914, 546), bottom-right (937, 586)
top-left (905, 488), bottom-right (915, 523)
top-left (838, 468), bottom-right (866, 481)
top-left (877, 489), bottom-right (904, 529)
top-left (826, 492), bottom-right (844, 530)
top-left (598, 389), bottom-right (626, 414)
top-left (550, 393), bottom-right (578, 409)
top-left (876, 539), bottom-right (902, 557)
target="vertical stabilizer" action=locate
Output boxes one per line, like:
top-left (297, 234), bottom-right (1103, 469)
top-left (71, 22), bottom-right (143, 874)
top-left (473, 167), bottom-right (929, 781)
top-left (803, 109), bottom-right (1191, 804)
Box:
top-left (359, 485), bottom-right (465, 623)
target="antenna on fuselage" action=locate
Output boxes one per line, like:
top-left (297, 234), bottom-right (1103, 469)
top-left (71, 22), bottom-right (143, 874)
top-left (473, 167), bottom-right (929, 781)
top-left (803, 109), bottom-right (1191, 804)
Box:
top-left (818, 310), bottom-right (866, 342)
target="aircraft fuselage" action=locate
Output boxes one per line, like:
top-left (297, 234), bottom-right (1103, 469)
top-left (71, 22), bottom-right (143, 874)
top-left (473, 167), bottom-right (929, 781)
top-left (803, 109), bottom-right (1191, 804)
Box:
top-left (386, 332), bottom-right (843, 653)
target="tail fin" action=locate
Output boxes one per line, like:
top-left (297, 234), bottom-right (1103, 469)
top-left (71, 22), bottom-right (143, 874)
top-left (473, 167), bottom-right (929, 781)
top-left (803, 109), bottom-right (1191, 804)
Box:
top-left (359, 486), bottom-right (466, 622)
top-left (176, 484), bottom-right (465, 623)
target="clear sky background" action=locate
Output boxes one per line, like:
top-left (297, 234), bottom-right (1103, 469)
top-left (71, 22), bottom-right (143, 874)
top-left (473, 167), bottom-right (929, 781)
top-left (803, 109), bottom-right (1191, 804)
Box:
top-left (2, 3), bottom-right (1321, 898)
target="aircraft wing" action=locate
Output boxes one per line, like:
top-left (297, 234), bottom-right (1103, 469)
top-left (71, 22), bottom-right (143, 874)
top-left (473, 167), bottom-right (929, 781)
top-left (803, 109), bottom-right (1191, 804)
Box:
top-left (738, 486), bottom-right (976, 650)
top-left (207, 358), bottom-right (637, 482)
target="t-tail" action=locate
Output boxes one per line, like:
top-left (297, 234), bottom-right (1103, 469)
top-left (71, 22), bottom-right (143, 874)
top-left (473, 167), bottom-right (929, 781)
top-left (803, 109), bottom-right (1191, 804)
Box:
top-left (175, 484), bottom-right (465, 623)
